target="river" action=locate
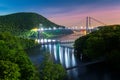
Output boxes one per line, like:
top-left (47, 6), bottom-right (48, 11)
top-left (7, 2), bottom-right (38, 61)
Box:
top-left (28, 43), bottom-right (119, 80)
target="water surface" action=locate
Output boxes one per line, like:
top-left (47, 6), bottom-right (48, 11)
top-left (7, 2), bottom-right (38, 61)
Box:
top-left (28, 43), bottom-right (119, 80)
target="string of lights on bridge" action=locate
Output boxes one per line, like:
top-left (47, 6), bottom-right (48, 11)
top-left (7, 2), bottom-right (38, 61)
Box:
top-left (32, 26), bottom-right (97, 32)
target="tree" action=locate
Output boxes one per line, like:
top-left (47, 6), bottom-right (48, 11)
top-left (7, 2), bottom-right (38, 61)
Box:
top-left (0, 32), bottom-right (38, 80)
top-left (84, 36), bottom-right (105, 59)
top-left (74, 25), bottom-right (120, 70)
top-left (39, 54), bottom-right (66, 80)
top-left (0, 60), bottom-right (20, 80)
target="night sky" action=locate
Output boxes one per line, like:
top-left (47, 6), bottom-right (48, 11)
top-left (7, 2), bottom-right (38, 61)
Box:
top-left (0, 0), bottom-right (120, 26)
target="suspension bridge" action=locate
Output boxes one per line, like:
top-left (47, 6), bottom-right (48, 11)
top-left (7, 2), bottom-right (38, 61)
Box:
top-left (35, 17), bottom-right (106, 70)
top-left (36, 16), bottom-right (106, 44)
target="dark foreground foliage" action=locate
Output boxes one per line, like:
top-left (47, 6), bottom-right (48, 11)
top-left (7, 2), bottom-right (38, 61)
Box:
top-left (39, 54), bottom-right (66, 80)
top-left (0, 32), bottom-right (66, 80)
top-left (0, 32), bottom-right (39, 80)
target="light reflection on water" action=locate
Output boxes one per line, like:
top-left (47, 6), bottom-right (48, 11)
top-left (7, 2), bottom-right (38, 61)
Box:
top-left (41, 44), bottom-right (77, 68)
top-left (53, 45), bottom-right (57, 60)
top-left (28, 43), bottom-right (118, 80)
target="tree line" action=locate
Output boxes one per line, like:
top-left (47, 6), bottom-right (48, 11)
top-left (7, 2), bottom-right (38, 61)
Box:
top-left (0, 32), bottom-right (66, 80)
top-left (0, 32), bottom-right (38, 80)
top-left (0, 12), bottom-right (64, 38)
top-left (74, 25), bottom-right (120, 70)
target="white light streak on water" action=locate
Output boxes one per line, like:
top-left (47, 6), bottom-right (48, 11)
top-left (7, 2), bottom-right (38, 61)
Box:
top-left (41, 45), bottom-right (44, 48)
top-left (67, 48), bottom-right (70, 67)
top-left (72, 53), bottom-right (76, 66)
top-left (53, 45), bottom-right (57, 60)
top-left (44, 44), bottom-right (47, 49)
top-left (49, 44), bottom-right (52, 54)
top-left (59, 47), bottom-right (63, 64)
top-left (65, 48), bottom-right (69, 68)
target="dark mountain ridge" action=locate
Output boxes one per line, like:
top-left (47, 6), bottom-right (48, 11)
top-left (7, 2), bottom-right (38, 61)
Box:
top-left (0, 12), bottom-right (65, 36)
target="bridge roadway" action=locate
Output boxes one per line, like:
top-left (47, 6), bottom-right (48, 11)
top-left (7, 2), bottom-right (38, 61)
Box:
top-left (37, 27), bottom-right (87, 31)
top-left (39, 39), bottom-right (75, 45)
top-left (38, 32), bottom-right (83, 44)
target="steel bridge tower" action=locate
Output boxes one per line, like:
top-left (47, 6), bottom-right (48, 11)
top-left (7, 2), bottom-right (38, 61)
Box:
top-left (86, 16), bottom-right (106, 34)
top-left (86, 16), bottom-right (91, 34)
top-left (38, 24), bottom-right (42, 40)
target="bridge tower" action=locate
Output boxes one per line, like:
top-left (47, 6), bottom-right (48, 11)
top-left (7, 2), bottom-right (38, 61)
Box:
top-left (86, 16), bottom-right (91, 34)
top-left (38, 24), bottom-right (42, 41)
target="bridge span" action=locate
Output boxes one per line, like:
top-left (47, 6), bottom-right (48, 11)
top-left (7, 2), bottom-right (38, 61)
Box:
top-left (35, 16), bottom-right (106, 44)
top-left (36, 39), bottom-right (75, 45)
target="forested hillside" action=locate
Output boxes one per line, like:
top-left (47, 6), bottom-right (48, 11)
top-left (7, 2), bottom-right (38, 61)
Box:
top-left (74, 25), bottom-right (120, 70)
top-left (0, 32), bottom-right (39, 80)
top-left (0, 12), bottom-right (65, 37)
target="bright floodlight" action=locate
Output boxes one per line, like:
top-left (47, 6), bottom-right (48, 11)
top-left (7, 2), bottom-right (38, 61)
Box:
top-left (80, 26), bottom-right (83, 29)
top-left (40, 39), bottom-right (44, 43)
top-left (35, 39), bottom-right (40, 43)
top-left (48, 39), bottom-right (51, 42)
top-left (37, 39), bottom-right (40, 43)
top-left (52, 40), bottom-right (56, 42)
top-left (40, 28), bottom-right (44, 31)
top-left (31, 28), bottom-right (38, 31)
top-left (44, 39), bottom-right (47, 43)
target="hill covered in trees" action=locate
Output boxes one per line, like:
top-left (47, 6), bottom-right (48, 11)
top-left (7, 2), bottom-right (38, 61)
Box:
top-left (0, 32), bottom-right (66, 80)
top-left (74, 25), bottom-right (120, 70)
top-left (0, 32), bottom-right (39, 80)
top-left (0, 12), bottom-right (69, 38)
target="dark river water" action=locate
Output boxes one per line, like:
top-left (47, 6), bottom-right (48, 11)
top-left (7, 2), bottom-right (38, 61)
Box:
top-left (28, 43), bottom-right (119, 80)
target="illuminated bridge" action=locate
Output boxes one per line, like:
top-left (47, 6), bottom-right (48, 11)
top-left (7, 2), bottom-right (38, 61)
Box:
top-left (36, 39), bottom-right (75, 45)
top-left (35, 16), bottom-right (106, 44)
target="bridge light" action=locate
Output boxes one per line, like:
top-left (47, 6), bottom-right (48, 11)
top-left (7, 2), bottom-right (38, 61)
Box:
top-left (35, 39), bottom-right (40, 43)
top-left (44, 28), bottom-right (47, 30)
top-left (59, 27), bottom-right (62, 29)
top-left (44, 39), bottom-right (47, 43)
top-left (53, 27), bottom-right (57, 30)
top-left (40, 28), bottom-right (44, 31)
top-left (48, 27), bottom-right (52, 30)
top-left (31, 28), bottom-right (38, 31)
top-left (75, 26), bottom-right (77, 29)
top-left (48, 39), bottom-right (51, 42)
top-left (80, 26), bottom-right (83, 29)
top-left (38, 39), bottom-right (40, 43)
top-left (52, 40), bottom-right (56, 42)
top-left (91, 26), bottom-right (94, 29)
top-left (40, 39), bottom-right (44, 43)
